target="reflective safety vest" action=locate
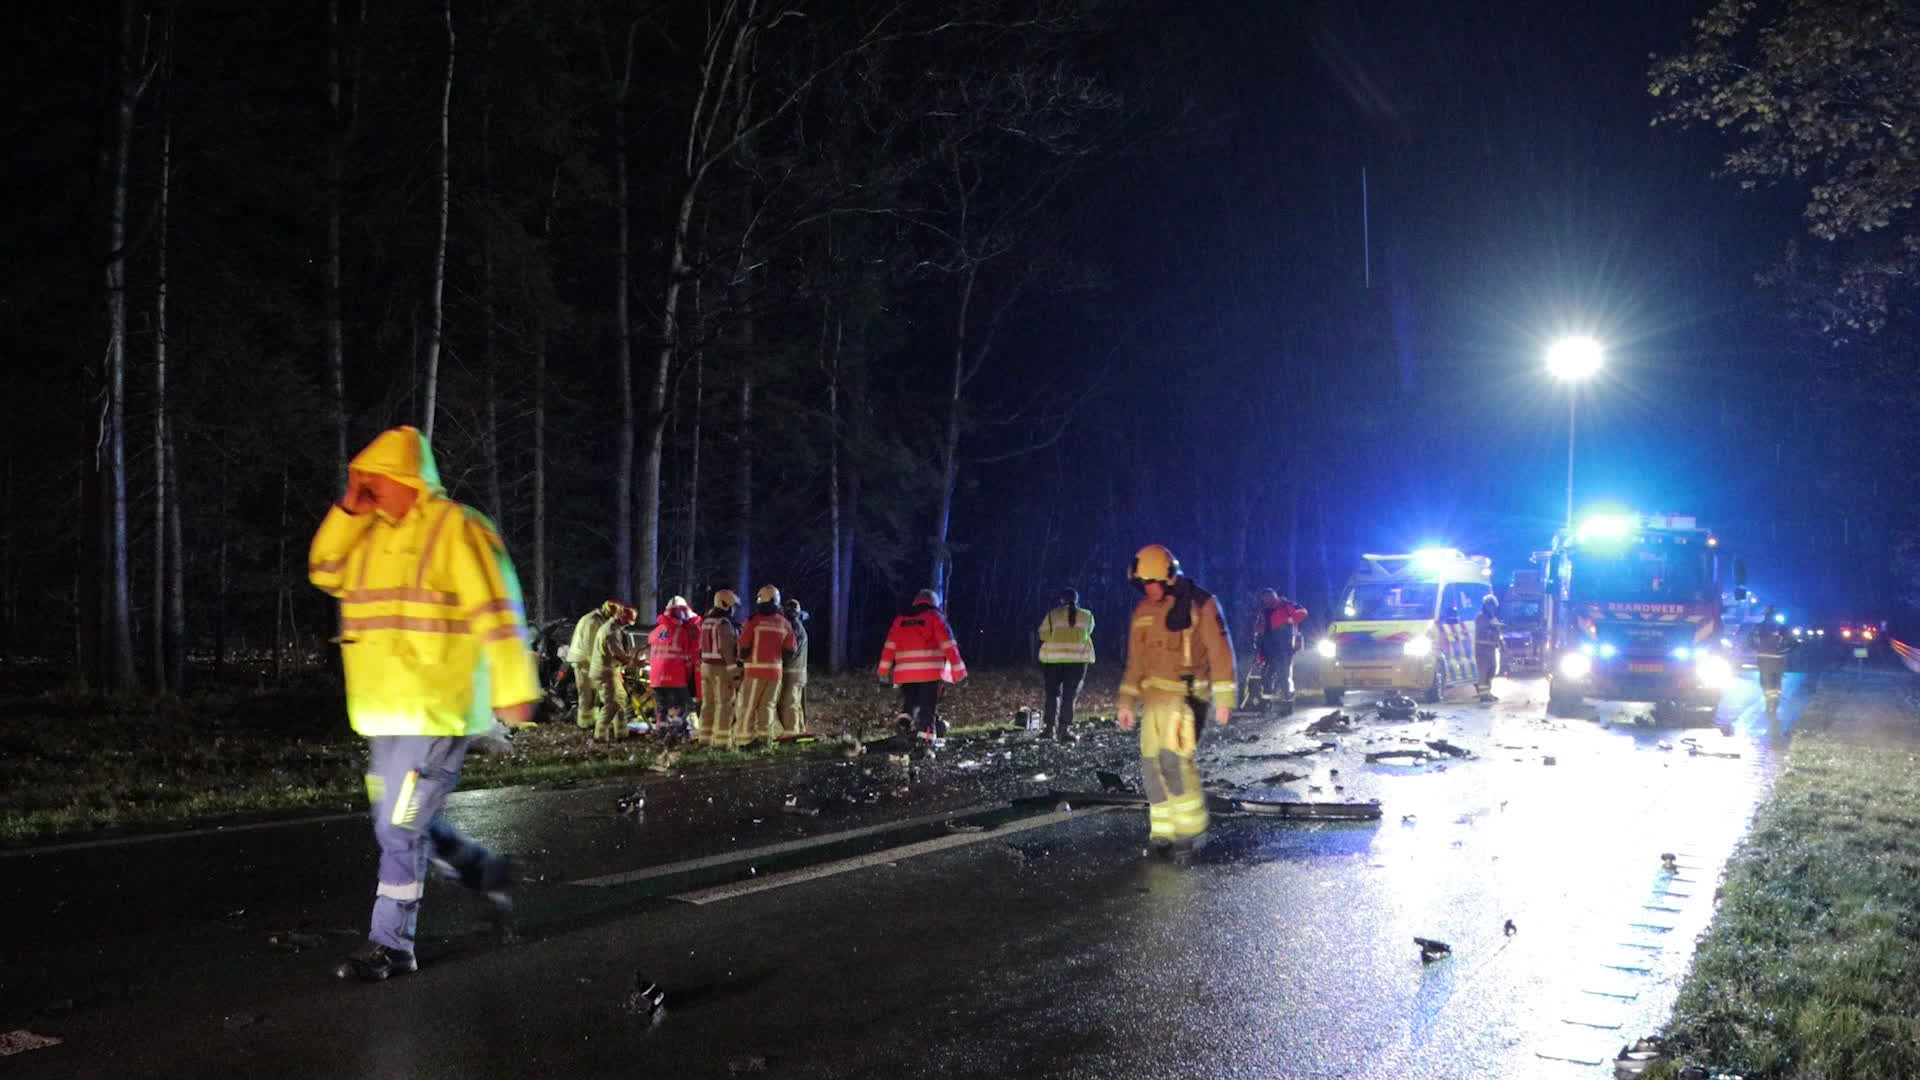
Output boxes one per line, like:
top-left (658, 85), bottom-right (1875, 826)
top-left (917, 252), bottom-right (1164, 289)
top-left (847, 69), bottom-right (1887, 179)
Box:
top-left (741, 612), bottom-right (797, 681)
top-left (647, 613), bottom-right (700, 688)
top-left (878, 606), bottom-right (968, 685)
top-left (1037, 605), bottom-right (1096, 664)
top-left (568, 610), bottom-right (609, 666)
top-left (698, 615), bottom-right (740, 666)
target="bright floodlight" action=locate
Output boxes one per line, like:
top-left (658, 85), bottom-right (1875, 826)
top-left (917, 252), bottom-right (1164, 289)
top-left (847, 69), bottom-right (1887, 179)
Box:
top-left (1546, 336), bottom-right (1605, 381)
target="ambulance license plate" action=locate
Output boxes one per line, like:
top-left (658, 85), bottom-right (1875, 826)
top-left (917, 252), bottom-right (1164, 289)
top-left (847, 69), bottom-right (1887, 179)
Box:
top-left (1854, 647), bottom-right (1870, 659)
top-left (1627, 662), bottom-right (1664, 674)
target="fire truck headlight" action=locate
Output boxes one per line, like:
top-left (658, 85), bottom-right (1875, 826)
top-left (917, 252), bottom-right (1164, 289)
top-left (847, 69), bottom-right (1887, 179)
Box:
top-left (1671, 646), bottom-right (1693, 661)
top-left (1696, 653), bottom-right (1733, 689)
top-left (1402, 636), bottom-right (1433, 658)
top-left (1598, 642), bottom-right (1619, 659)
top-left (1316, 638), bottom-right (1336, 660)
top-left (1558, 652), bottom-right (1593, 679)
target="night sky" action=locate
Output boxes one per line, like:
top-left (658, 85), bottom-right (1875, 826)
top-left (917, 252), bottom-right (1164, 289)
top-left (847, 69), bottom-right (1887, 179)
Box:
top-left (0, 1), bottom-right (1894, 675)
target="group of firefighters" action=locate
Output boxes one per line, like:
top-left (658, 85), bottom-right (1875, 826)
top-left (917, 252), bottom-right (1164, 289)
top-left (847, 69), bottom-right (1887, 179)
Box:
top-left (305, 426), bottom-right (1333, 985)
top-left (563, 587), bottom-right (813, 749)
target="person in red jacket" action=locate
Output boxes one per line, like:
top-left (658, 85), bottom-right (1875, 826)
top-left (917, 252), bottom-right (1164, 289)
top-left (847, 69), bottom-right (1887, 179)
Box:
top-left (735, 585), bottom-right (798, 749)
top-left (878, 588), bottom-right (968, 741)
top-left (646, 596), bottom-right (701, 734)
top-left (1251, 588), bottom-right (1308, 713)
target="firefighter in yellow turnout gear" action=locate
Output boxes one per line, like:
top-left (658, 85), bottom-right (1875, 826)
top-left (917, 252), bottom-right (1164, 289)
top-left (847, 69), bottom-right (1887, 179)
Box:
top-left (567, 601), bottom-right (617, 729)
top-left (696, 590), bottom-right (742, 746)
top-left (1116, 544), bottom-right (1235, 861)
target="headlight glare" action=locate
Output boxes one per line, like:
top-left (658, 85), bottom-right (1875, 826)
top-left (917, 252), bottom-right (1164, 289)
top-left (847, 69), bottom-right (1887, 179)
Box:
top-left (1558, 652), bottom-right (1592, 679)
top-left (1402, 636), bottom-right (1433, 658)
top-left (1316, 638), bottom-right (1336, 660)
top-left (1696, 653), bottom-right (1733, 689)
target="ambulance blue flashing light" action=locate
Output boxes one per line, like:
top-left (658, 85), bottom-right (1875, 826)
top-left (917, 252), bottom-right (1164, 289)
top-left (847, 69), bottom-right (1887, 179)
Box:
top-left (1412, 547), bottom-right (1460, 571)
top-left (1774, 613), bottom-right (1787, 625)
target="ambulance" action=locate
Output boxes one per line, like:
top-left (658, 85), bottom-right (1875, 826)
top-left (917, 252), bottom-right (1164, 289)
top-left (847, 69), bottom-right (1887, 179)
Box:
top-left (1315, 548), bottom-right (1495, 706)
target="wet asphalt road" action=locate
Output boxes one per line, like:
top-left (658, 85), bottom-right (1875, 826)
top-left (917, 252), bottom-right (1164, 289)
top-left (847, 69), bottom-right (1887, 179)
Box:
top-left (4, 670), bottom-right (1809, 1078)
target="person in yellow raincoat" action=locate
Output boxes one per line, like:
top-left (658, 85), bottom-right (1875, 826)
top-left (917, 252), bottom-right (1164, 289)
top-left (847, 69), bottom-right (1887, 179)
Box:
top-left (1116, 544), bottom-right (1235, 863)
top-left (309, 426), bottom-right (540, 981)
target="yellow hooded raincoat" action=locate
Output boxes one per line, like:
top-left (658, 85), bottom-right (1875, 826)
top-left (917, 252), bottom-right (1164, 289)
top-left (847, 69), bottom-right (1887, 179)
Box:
top-left (309, 427), bottom-right (540, 737)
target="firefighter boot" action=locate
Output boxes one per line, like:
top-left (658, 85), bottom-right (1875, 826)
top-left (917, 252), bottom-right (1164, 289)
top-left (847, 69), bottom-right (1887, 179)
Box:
top-left (334, 943), bottom-right (418, 983)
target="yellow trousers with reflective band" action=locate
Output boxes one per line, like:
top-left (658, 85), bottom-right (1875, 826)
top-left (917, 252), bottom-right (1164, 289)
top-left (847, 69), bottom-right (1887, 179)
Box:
top-left (777, 672), bottom-right (806, 737)
top-left (1137, 691), bottom-right (1207, 844)
top-left (735, 677), bottom-right (779, 747)
top-left (699, 664), bottom-right (737, 745)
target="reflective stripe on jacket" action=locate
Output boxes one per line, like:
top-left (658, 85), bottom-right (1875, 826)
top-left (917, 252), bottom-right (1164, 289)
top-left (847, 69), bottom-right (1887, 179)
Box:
top-left (1118, 583), bottom-right (1236, 713)
top-left (647, 613), bottom-right (701, 688)
top-left (1037, 604), bottom-right (1096, 664)
top-left (698, 615), bottom-right (739, 665)
top-left (878, 606), bottom-right (968, 685)
top-left (741, 613), bottom-right (798, 681)
top-left (568, 611), bottom-right (609, 666)
top-left (309, 428), bottom-right (539, 737)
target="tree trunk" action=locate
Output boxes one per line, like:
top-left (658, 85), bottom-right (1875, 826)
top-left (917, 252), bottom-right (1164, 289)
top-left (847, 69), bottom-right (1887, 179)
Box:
top-left (680, 347), bottom-right (702, 600)
top-left (214, 458), bottom-right (229, 673)
top-left (733, 372), bottom-right (752, 605)
top-left (166, 432), bottom-right (185, 689)
top-left (827, 315), bottom-right (846, 674)
top-left (531, 167), bottom-right (557, 623)
top-left (421, 0), bottom-right (454, 442)
top-left (152, 116), bottom-right (171, 691)
top-left (326, 0), bottom-right (354, 488)
top-left (612, 90), bottom-right (634, 599)
top-left (481, 102), bottom-right (501, 522)
top-left (102, 0), bottom-right (146, 694)
top-left (274, 467), bottom-right (288, 681)
top-left (929, 264), bottom-right (976, 595)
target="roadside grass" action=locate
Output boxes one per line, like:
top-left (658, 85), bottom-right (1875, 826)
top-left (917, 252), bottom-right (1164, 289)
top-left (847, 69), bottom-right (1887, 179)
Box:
top-left (1649, 672), bottom-right (1920, 1080)
top-left (0, 665), bottom-right (1118, 845)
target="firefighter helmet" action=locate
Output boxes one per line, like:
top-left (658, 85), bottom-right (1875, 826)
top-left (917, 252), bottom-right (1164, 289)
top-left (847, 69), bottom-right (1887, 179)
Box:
top-left (615, 604), bottom-right (637, 624)
top-left (600, 599), bottom-right (620, 617)
top-left (914, 588), bottom-right (943, 609)
top-left (1128, 544), bottom-right (1180, 587)
top-left (665, 595), bottom-right (691, 616)
top-left (756, 585), bottom-right (782, 607)
top-left (1481, 593), bottom-right (1499, 612)
top-left (712, 589), bottom-right (740, 611)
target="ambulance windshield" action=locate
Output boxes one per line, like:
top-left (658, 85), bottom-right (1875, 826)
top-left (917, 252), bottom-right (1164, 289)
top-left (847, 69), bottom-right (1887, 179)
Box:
top-left (1341, 583), bottom-right (1439, 621)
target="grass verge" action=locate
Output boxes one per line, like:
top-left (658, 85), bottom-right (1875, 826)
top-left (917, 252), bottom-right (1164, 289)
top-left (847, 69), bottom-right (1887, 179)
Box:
top-left (1649, 670), bottom-right (1920, 1080)
top-left (0, 666), bottom-right (1118, 846)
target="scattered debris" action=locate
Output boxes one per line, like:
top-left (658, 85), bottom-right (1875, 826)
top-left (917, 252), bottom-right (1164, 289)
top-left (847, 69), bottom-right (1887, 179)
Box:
top-left (625, 973), bottom-right (667, 1017)
top-left (728, 1057), bottom-right (770, 1075)
top-left (615, 789), bottom-right (646, 815)
top-left (1054, 800), bottom-right (1073, 813)
top-left (1504, 919), bottom-right (1517, 937)
top-left (1417, 710), bottom-right (1439, 721)
top-left (1424, 739), bottom-right (1472, 758)
top-left (835, 734), bottom-right (863, 759)
top-left (781, 794), bottom-right (820, 818)
top-left (1014, 706), bottom-right (1037, 732)
top-left (267, 930), bottom-right (324, 952)
top-left (1365, 749), bottom-right (1432, 764)
top-left (1095, 770), bottom-right (1132, 793)
top-left (1656, 740), bottom-right (1674, 752)
top-left (1377, 692), bottom-right (1419, 718)
top-left (223, 1012), bottom-right (264, 1031)
top-left (1305, 711), bottom-right (1355, 735)
top-left (1542, 755), bottom-right (1558, 766)
top-left (946, 820), bottom-right (987, 833)
top-left (1660, 852), bottom-right (1679, 873)
top-left (1328, 768), bottom-right (1340, 777)
top-left (0, 1031), bottom-right (63, 1056)
top-left (1401, 814), bottom-right (1417, 825)
top-left (1414, 936), bottom-right (1451, 964)
top-left (1259, 771), bottom-right (1306, 785)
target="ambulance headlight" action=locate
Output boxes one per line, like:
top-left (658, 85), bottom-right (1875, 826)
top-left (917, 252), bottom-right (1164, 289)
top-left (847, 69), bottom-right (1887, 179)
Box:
top-left (1558, 652), bottom-right (1592, 679)
top-left (1696, 653), bottom-right (1733, 689)
top-left (1402, 636), bottom-right (1433, 658)
top-left (1316, 638), bottom-right (1336, 659)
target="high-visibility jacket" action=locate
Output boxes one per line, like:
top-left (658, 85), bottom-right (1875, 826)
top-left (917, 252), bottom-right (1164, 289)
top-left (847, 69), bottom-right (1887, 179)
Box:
top-left (1037, 604), bottom-right (1096, 664)
top-left (647, 612), bottom-right (701, 688)
top-left (878, 604), bottom-right (967, 685)
top-left (308, 426), bottom-right (539, 737)
top-left (568, 609), bottom-right (610, 666)
top-left (698, 613), bottom-right (740, 666)
top-left (741, 611), bottom-right (798, 681)
top-left (1118, 581), bottom-right (1236, 714)
top-left (589, 616), bottom-right (638, 678)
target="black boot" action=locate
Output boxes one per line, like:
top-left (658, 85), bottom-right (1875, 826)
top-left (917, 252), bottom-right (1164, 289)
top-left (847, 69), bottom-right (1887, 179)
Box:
top-left (1052, 720), bottom-right (1077, 743)
top-left (334, 943), bottom-right (417, 982)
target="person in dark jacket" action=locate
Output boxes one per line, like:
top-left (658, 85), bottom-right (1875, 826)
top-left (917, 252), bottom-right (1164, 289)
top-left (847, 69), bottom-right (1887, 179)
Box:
top-left (1474, 594), bottom-right (1503, 703)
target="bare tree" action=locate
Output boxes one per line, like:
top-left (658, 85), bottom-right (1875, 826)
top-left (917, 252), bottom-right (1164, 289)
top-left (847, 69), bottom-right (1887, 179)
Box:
top-left (421, 0), bottom-right (455, 441)
top-left (326, 0), bottom-right (363, 487)
top-left (152, 110), bottom-right (173, 691)
top-left (100, 0), bottom-right (160, 693)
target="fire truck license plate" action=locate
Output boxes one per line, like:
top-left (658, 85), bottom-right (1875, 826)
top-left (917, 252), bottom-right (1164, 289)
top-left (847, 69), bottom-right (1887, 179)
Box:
top-left (1628, 662), bottom-right (1664, 673)
top-left (1854, 647), bottom-right (1870, 659)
